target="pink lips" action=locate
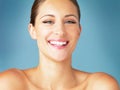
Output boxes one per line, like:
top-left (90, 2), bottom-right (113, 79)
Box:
top-left (48, 39), bottom-right (69, 49)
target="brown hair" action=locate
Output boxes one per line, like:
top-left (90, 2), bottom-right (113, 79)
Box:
top-left (30, 0), bottom-right (81, 26)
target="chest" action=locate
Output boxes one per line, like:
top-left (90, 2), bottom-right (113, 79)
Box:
top-left (25, 84), bottom-right (88, 90)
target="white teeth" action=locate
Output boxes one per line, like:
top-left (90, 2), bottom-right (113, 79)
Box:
top-left (49, 41), bottom-right (67, 46)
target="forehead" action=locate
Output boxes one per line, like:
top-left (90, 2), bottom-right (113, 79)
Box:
top-left (42, 0), bottom-right (75, 7)
top-left (37, 0), bottom-right (78, 17)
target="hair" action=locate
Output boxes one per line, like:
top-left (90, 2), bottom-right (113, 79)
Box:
top-left (30, 0), bottom-right (81, 26)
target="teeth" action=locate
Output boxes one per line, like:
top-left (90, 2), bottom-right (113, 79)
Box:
top-left (49, 41), bottom-right (67, 46)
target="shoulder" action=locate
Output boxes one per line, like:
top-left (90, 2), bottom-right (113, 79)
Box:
top-left (88, 72), bottom-right (119, 90)
top-left (0, 68), bottom-right (27, 90)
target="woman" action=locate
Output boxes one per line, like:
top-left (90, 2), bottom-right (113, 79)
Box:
top-left (0, 0), bottom-right (119, 90)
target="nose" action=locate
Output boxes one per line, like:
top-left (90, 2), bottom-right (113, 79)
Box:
top-left (53, 22), bottom-right (66, 36)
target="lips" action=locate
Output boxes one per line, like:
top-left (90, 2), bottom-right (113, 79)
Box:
top-left (48, 40), bottom-right (69, 48)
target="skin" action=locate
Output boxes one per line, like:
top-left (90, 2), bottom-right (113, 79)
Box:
top-left (0, 0), bottom-right (119, 90)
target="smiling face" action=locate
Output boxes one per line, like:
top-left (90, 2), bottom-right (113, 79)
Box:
top-left (29, 0), bottom-right (81, 62)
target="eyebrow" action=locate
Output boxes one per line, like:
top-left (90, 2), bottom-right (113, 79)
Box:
top-left (65, 14), bottom-right (78, 19)
top-left (40, 14), bottom-right (54, 19)
top-left (40, 14), bottom-right (78, 19)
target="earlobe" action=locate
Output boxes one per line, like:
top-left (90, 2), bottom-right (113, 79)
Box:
top-left (28, 24), bottom-right (37, 40)
top-left (79, 24), bottom-right (82, 33)
top-left (78, 24), bottom-right (82, 36)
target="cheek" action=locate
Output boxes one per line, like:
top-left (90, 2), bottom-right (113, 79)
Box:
top-left (36, 30), bottom-right (49, 48)
top-left (67, 27), bottom-right (80, 39)
top-left (36, 26), bottom-right (51, 39)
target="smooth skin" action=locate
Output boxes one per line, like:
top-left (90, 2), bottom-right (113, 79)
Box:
top-left (0, 0), bottom-right (119, 90)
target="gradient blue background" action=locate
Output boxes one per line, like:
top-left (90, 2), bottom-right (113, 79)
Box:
top-left (0, 0), bottom-right (120, 84)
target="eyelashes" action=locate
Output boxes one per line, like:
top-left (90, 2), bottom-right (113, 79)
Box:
top-left (65, 20), bottom-right (76, 24)
top-left (42, 20), bottom-right (77, 25)
top-left (42, 20), bottom-right (54, 24)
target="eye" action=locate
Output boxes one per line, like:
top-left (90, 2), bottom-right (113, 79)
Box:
top-left (42, 20), bottom-right (54, 24)
top-left (65, 20), bottom-right (76, 24)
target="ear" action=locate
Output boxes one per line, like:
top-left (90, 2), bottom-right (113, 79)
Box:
top-left (28, 24), bottom-right (37, 40)
top-left (79, 24), bottom-right (82, 33)
top-left (78, 24), bottom-right (82, 36)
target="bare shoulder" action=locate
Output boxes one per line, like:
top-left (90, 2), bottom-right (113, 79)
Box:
top-left (73, 69), bottom-right (119, 90)
top-left (88, 72), bottom-right (119, 90)
top-left (0, 68), bottom-right (27, 90)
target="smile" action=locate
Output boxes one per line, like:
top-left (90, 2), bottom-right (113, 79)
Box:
top-left (48, 40), bottom-right (69, 48)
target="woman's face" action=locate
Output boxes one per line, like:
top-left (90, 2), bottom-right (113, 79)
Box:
top-left (29, 0), bottom-right (81, 62)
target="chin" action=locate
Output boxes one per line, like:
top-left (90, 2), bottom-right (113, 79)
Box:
top-left (49, 54), bottom-right (71, 63)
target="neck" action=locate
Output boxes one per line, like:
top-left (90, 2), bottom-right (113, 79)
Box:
top-left (35, 54), bottom-right (77, 89)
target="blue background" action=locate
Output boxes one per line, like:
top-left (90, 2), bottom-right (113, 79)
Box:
top-left (0, 0), bottom-right (120, 84)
